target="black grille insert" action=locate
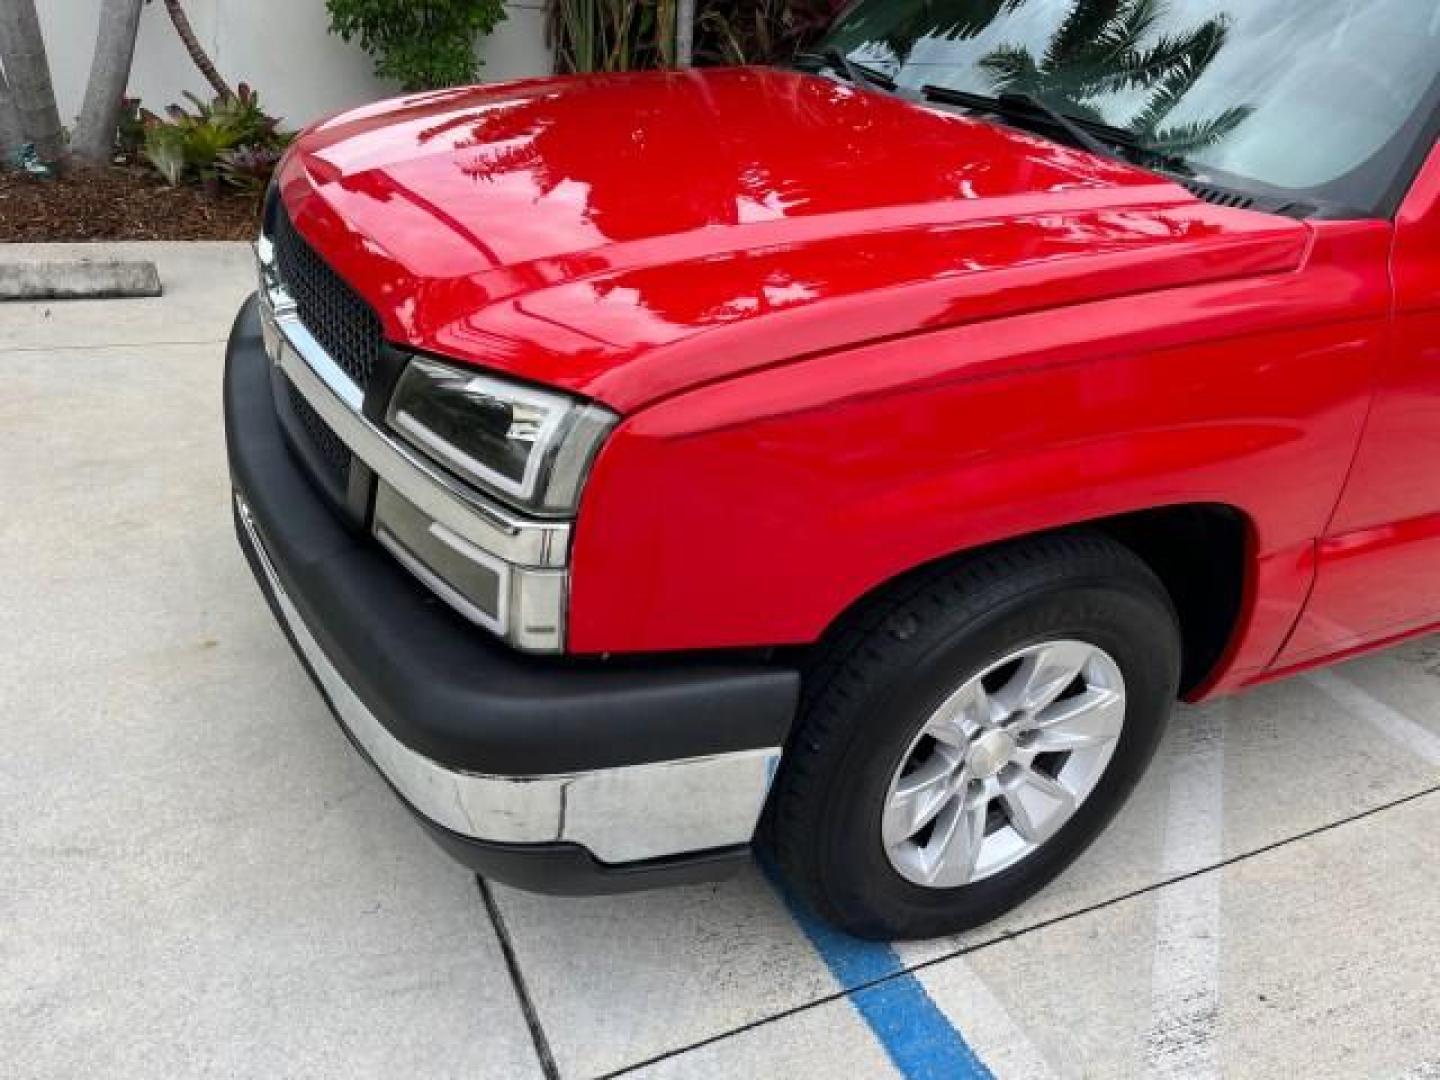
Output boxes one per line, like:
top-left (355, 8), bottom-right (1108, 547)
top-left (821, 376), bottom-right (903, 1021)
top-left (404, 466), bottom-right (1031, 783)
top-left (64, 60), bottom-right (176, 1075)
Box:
top-left (272, 206), bottom-right (383, 390)
top-left (285, 378), bottom-right (352, 492)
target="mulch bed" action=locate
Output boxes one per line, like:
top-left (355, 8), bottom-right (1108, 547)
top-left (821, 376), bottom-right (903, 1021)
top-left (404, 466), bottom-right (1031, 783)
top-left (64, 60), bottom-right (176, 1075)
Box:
top-left (0, 163), bottom-right (260, 242)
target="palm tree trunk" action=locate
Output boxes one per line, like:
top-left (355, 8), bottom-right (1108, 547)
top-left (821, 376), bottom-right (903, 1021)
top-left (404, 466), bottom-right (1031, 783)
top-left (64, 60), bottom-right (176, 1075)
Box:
top-left (161, 0), bottom-right (232, 100)
top-left (675, 0), bottom-right (694, 66)
top-left (0, 67), bottom-right (24, 156)
top-left (72, 0), bottom-right (146, 165)
top-left (0, 0), bottom-right (64, 163)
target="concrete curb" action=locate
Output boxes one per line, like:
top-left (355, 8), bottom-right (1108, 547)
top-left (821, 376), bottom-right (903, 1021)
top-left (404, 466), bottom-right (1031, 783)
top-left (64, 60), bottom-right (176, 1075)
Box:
top-left (0, 259), bottom-right (162, 300)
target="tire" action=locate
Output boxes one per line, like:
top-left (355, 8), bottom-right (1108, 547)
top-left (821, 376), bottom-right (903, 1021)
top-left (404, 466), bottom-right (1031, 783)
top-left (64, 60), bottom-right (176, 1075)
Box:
top-left (764, 531), bottom-right (1181, 940)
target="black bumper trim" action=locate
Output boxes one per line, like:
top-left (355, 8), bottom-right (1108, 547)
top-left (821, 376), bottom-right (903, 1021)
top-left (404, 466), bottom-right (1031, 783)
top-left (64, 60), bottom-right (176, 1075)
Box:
top-left (235, 497), bottom-right (752, 893)
top-left (425, 829), bottom-right (752, 895)
top-left (225, 293), bottom-right (800, 777)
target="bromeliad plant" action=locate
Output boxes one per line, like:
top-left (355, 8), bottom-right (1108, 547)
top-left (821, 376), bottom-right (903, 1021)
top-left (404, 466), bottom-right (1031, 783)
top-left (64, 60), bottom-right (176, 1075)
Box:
top-left (142, 124), bottom-right (188, 186)
top-left (141, 83), bottom-right (291, 191)
top-left (216, 144), bottom-right (287, 193)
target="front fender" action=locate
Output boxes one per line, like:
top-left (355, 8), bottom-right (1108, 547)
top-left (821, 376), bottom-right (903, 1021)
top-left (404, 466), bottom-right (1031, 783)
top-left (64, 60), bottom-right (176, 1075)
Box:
top-left (568, 227), bottom-right (1387, 689)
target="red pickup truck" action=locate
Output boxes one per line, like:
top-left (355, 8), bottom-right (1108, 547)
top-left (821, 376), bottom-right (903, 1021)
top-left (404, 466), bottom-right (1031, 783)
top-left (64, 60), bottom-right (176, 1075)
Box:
top-left (226, 0), bottom-right (1440, 938)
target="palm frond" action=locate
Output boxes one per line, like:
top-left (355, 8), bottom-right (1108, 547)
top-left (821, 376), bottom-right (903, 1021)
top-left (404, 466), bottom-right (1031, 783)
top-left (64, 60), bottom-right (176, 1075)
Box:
top-left (930, 0), bottom-right (1031, 42)
top-left (1087, 0), bottom-right (1162, 68)
top-left (978, 43), bottom-right (1042, 94)
top-left (1098, 14), bottom-right (1229, 93)
top-left (1044, 0), bottom-right (1124, 70)
top-left (1148, 105), bottom-right (1252, 153)
top-left (977, 0), bottom-right (1250, 158)
top-left (1128, 18), bottom-right (1229, 134)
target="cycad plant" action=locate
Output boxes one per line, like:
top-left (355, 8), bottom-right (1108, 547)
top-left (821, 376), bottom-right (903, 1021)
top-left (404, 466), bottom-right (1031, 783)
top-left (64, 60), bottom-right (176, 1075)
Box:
top-left (979, 0), bottom-right (1251, 154)
top-left (549, 0), bottom-right (675, 72)
top-left (698, 0), bottom-right (844, 65)
top-left (548, 0), bottom-right (841, 71)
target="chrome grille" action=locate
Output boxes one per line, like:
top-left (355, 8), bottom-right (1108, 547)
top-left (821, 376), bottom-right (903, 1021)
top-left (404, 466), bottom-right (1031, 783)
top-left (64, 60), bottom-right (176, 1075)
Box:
top-left (272, 206), bottom-right (382, 390)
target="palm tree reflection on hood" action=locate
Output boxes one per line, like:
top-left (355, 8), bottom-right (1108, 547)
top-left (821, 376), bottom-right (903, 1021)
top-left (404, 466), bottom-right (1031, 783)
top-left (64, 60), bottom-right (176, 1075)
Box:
top-left (979, 0), bottom-right (1252, 155)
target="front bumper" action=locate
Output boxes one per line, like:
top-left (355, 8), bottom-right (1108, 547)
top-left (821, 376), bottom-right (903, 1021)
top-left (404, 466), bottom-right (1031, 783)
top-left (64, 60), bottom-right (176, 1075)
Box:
top-left (225, 295), bottom-right (800, 892)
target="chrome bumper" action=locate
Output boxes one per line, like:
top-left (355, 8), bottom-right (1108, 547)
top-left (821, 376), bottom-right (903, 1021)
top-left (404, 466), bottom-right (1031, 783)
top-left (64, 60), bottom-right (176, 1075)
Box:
top-left (236, 494), bottom-right (781, 865)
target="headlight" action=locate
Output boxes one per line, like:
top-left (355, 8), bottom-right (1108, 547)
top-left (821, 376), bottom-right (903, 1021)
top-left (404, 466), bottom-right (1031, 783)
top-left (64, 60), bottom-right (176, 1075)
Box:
top-left (386, 357), bottom-right (617, 515)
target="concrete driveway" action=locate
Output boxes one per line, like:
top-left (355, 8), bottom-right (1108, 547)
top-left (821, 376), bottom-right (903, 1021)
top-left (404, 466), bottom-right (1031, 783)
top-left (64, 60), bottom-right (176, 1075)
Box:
top-left (4, 244), bottom-right (1439, 1080)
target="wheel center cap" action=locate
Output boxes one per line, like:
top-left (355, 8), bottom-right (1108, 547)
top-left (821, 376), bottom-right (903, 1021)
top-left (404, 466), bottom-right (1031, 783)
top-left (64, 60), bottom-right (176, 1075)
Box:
top-left (967, 729), bottom-right (1016, 779)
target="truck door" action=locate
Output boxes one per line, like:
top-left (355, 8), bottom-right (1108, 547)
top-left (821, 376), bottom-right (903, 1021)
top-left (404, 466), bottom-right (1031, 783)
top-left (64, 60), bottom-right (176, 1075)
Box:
top-left (1277, 140), bottom-right (1440, 665)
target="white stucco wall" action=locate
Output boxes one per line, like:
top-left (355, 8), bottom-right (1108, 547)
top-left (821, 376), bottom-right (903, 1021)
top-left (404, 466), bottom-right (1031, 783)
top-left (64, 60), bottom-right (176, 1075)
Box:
top-left (39, 0), bottom-right (552, 132)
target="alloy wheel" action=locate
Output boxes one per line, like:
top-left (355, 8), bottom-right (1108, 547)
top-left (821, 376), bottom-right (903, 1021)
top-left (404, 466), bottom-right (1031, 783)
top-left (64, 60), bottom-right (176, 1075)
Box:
top-left (881, 639), bottom-right (1126, 888)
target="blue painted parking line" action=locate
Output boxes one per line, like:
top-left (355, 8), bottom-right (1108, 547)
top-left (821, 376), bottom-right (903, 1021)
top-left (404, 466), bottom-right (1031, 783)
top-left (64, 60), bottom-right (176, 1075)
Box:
top-left (773, 883), bottom-right (995, 1080)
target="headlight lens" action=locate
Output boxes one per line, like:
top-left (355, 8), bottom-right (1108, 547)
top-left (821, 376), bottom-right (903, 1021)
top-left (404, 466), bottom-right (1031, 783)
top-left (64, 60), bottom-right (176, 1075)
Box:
top-left (386, 357), bottom-right (617, 515)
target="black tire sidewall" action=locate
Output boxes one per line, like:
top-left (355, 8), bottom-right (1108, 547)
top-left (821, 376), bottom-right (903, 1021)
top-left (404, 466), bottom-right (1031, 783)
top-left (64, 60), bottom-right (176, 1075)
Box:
top-left (812, 576), bottom-right (1177, 938)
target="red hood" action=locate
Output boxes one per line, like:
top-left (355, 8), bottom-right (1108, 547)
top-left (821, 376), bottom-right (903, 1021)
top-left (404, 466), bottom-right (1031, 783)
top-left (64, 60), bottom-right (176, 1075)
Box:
top-left (280, 68), bottom-right (1309, 412)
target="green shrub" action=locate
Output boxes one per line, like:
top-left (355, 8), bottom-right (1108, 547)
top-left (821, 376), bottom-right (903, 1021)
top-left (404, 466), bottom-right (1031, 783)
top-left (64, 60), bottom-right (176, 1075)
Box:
top-left (326, 0), bottom-right (508, 90)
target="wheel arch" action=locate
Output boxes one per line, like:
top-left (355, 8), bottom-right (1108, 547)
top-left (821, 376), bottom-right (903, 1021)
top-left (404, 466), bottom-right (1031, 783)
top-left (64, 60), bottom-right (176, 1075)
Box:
top-left (810, 503), bottom-right (1253, 699)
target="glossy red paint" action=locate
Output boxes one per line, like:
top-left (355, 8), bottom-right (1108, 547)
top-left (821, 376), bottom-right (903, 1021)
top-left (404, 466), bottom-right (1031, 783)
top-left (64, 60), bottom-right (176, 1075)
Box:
top-left (278, 68), bottom-right (1440, 697)
top-left (570, 221), bottom-right (1388, 684)
top-left (277, 67), bottom-right (1245, 412)
top-left (1274, 140), bottom-right (1440, 667)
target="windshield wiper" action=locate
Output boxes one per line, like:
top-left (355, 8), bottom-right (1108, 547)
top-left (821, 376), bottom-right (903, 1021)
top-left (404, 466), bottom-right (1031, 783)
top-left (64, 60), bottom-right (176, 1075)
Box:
top-left (796, 49), bottom-right (896, 92)
top-left (820, 47), bottom-right (866, 88)
top-left (920, 84), bottom-right (1133, 162)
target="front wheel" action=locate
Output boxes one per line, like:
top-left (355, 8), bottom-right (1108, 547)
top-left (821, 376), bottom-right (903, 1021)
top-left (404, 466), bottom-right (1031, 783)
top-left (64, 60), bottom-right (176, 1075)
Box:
top-left (764, 532), bottom-right (1181, 940)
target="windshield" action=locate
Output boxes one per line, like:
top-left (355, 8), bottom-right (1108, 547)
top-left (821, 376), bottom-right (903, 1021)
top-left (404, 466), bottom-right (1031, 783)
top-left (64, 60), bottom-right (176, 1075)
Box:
top-left (818, 0), bottom-right (1440, 213)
